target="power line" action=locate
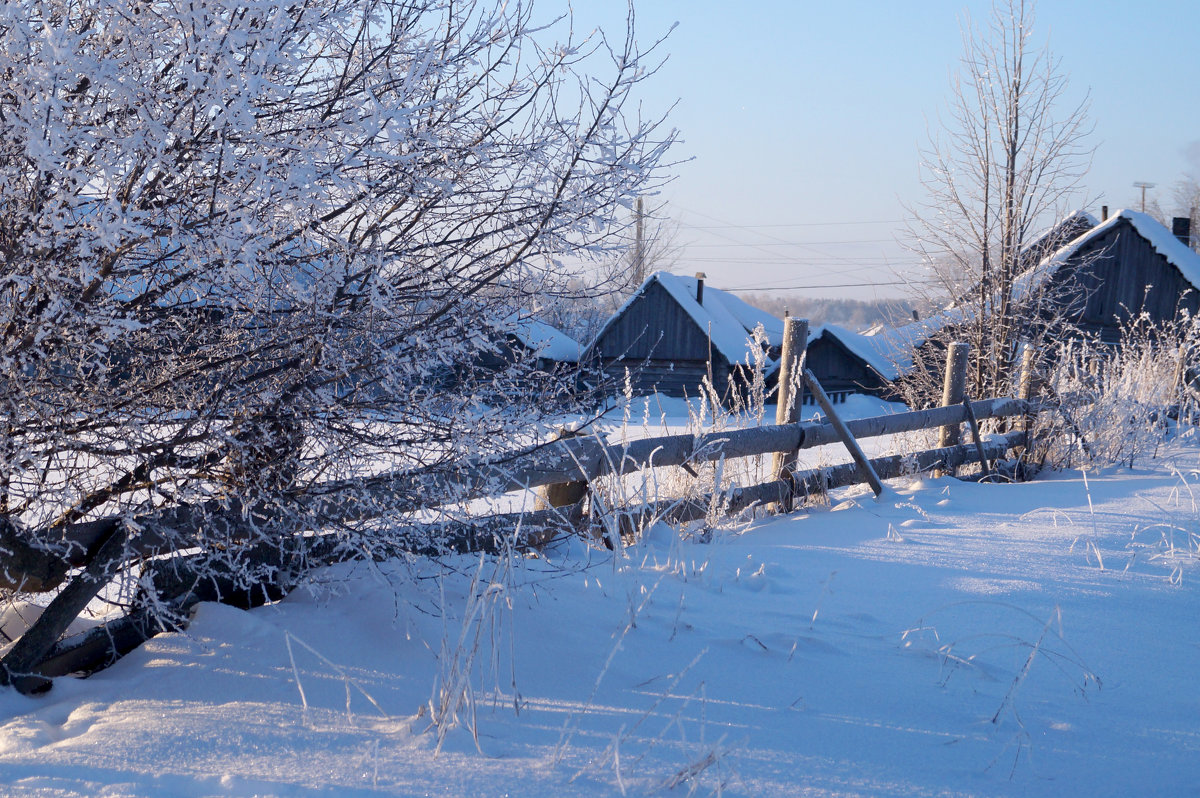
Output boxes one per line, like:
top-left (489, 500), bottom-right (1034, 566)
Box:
top-left (683, 238), bottom-right (895, 248)
top-left (672, 203), bottom-right (905, 231)
top-left (685, 256), bottom-right (923, 265)
top-left (719, 278), bottom-right (942, 292)
top-left (679, 219), bottom-right (905, 231)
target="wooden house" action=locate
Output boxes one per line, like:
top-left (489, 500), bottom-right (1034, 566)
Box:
top-left (805, 324), bottom-right (900, 400)
top-left (584, 271), bottom-right (783, 398)
top-left (805, 319), bottom-right (948, 401)
top-left (1034, 209), bottom-right (1200, 343)
top-left (473, 314), bottom-right (582, 374)
top-left (808, 210), bottom-right (1200, 399)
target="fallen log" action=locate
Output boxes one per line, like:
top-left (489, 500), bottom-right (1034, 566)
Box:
top-left (0, 517), bottom-right (71, 593)
top-left (0, 523), bottom-right (131, 693)
top-left (17, 506), bottom-right (588, 688)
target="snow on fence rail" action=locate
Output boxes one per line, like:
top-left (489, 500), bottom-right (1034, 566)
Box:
top-left (44, 396), bottom-right (1031, 565)
top-left (2, 335), bottom-right (1038, 692)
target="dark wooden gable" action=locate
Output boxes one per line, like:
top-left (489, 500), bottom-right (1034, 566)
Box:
top-left (806, 332), bottom-right (889, 396)
top-left (1049, 217), bottom-right (1200, 342)
top-left (592, 279), bottom-right (728, 367)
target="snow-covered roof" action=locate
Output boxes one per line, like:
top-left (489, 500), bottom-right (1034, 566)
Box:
top-left (1006, 209), bottom-right (1200, 304)
top-left (1023, 210), bottom-right (1098, 261)
top-left (816, 314), bottom-right (959, 381)
top-left (1038, 209), bottom-right (1200, 288)
top-left (592, 271), bottom-right (785, 365)
top-left (505, 314), bottom-right (582, 363)
top-left (822, 209), bottom-right (1200, 383)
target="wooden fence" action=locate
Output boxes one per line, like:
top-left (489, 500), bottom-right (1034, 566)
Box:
top-left (1, 325), bottom-right (1039, 691)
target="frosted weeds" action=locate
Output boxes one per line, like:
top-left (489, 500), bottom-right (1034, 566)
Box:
top-left (1, 429), bottom-right (1198, 794)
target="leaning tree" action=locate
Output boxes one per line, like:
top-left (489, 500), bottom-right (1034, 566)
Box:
top-left (905, 0), bottom-right (1093, 401)
top-left (0, 0), bottom-right (672, 688)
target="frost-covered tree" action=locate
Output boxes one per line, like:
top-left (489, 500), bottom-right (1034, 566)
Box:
top-left (0, 0), bottom-right (671, 686)
top-left (906, 0), bottom-right (1092, 398)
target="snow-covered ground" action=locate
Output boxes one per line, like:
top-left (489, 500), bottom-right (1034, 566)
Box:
top-left (1, 408), bottom-right (1199, 796)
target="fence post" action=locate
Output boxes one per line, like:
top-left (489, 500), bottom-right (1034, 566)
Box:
top-left (770, 316), bottom-right (808, 512)
top-left (933, 342), bottom-right (969, 478)
top-left (937, 342), bottom-right (969, 448)
top-left (530, 427), bottom-right (589, 544)
top-left (1015, 343), bottom-right (1037, 464)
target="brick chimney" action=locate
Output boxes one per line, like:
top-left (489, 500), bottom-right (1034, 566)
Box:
top-left (695, 272), bottom-right (706, 305)
top-left (1172, 217), bottom-right (1192, 248)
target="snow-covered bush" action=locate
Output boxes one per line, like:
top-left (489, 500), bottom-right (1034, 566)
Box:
top-left (1039, 314), bottom-right (1200, 468)
top-left (0, 0), bottom-right (671, 684)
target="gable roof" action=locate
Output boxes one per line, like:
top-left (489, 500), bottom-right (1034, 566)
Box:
top-left (589, 271), bottom-right (785, 365)
top-left (814, 316), bottom-right (958, 382)
top-left (1032, 208), bottom-right (1200, 289)
top-left (506, 314), bottom-right (582, 363)
top-left (820, 209), bottom-right (1200, 385)
top-left (1022, 210), bottom-right (1099, 264)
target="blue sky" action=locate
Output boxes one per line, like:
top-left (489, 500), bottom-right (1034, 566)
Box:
top-left (584, 1), bottom-right (1200, 300)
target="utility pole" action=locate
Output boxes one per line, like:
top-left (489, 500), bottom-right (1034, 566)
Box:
top-left (634, 196), bottom-right (645, 284)
top-left (1134, 181), bottom-right (1156, 213)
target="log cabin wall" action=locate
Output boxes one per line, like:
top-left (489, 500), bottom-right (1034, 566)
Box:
top-left (806, 335), bottom-right (888, 396)
top-left (590, 280), bottom-right (734, 397)
top-left (1051, 218), bottom-right (1200, 343)
top-left (597, 358), bottom-right (731, 399)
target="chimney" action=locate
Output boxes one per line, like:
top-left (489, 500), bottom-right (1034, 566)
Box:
top-left (695, 272), bottom-right (706, 305)
top-left (1172, 217), bottom-right (1192, 247)
top-left (912, 309), bottom-right (920, 321)
top-left (1101, 205), bottom-right (1108, 222)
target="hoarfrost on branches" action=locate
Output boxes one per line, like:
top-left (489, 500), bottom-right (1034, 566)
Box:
top-left (0, 0), bottom-right (672, 681)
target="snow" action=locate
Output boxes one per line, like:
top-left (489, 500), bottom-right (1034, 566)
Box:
top-left (506, 314), bottom-right (582, 363)
top-left (816, 315), bottom-right (957, 382)
top-left (591, 272), bottom-right (785, 366)
top-left (1014, 208), bottom-right (1200, 301)
top-left (2, 418), bottom-right (1200, 795)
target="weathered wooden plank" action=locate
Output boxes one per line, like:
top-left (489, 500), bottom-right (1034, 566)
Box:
top-left (44, 397), bottom-right (1032, 567)
top-left (632, 430), bottom-right (1027, 527)
top-left (800, 397), bottom-right (1026, 449)
top-left (803, 368), bottom-right (883, 496)
top-left (961, 396), bottom-right (991, 478)
top-left (794, 431), bottom-right (1024, 497)
top-left (771, 317), bottom-right (808, 511)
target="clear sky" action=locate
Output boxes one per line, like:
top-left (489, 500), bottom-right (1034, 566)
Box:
top-left (584, 1), bottom-right (1200, 301)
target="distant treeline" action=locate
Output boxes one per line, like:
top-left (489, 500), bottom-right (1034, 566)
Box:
top-left (738, 293), bottom-right (928, 330)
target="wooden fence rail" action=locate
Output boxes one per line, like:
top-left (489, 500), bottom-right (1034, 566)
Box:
top-left (4, 340), bottom-right (1039, 691)
top-left (45, 396), bottom-right (1031, 566)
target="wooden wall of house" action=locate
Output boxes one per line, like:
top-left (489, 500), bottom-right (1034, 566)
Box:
top-left (1052, 219), bottom-right (1200, 342)
top-left (588, 279), bottom-right (739, 397)
top-left (806, 337), bottom-right (888, 396)
top-left (598, 358), bottom-right (730, 399)
top-left (592, 280), bottom-right (717, 362)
